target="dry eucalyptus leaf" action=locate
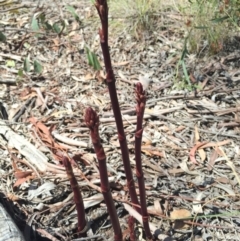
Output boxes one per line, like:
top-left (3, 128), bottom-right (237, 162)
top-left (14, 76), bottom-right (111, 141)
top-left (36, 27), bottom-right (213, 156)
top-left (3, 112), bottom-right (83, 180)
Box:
top-left (170, 209), bottom-right (191, 220)
top-left (154, 199), bottom-right (163, 215)
top-left (179, 159), bottom-right (199, 175)
top-left (194, 125), bottom-right (200, 142)
top-left (192, 192), bottom-right (203, 214)
top-left (207, 148), bottom-right (219, 171)
top-left (198, 148), bottom-right (206, 162)
top-left (170, 209), bottom-right (191, 229)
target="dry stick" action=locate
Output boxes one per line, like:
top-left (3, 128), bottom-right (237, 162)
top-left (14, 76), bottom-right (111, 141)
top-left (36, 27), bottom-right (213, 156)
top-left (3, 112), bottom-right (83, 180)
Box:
top-left (135, 83), bottom-right (153, 240)
top-left (62, 156), bottom-right (88, 238)
top-left (95, 0), bottom-right (140, 214)
top-left (85, 107), bottom-right (123, 241)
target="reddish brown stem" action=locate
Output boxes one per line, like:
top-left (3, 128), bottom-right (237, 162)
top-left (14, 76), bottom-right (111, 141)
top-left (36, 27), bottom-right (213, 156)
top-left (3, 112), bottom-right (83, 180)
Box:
top-left (128, 215), bottom-right (136, 241)
top-left (95, 0), bottom-right (140, 214)
top-left (62, 156), bottom-right (87, 238)
top-left (85, 107), bottom-right (122, 241)
top-left (135, 83), bottom-right (153, 240)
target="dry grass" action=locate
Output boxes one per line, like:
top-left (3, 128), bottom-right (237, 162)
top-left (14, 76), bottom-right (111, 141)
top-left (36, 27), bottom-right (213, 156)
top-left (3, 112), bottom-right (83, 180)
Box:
top-left (108, 0), bottom-right (239, 53)
top-left (108, 0), bottom-right (163, 38)
top-left (176, 0), bottom-right (240, 54)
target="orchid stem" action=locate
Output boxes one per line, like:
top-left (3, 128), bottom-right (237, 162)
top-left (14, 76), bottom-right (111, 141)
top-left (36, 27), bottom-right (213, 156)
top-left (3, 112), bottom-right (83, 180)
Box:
top-left (85, 107), bottom-right (123, 241)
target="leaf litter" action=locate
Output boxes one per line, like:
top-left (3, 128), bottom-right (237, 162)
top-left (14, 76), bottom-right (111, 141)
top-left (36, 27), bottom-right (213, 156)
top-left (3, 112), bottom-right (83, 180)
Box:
top-left (0, 0), bottom-right (240, 241)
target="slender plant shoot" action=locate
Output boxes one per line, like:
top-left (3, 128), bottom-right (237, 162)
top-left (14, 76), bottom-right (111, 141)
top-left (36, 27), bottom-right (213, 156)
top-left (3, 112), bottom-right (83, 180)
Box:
top-left (128, 215), bottom-right (136, 241)
top-left (85, 107), bottom-right (123, 241)
top-left (95, 0), bottom-right (140, 213)
top-left (63, 156), bottom-right (88, 238)
top-left (135, 82), bottom-right (153, 240)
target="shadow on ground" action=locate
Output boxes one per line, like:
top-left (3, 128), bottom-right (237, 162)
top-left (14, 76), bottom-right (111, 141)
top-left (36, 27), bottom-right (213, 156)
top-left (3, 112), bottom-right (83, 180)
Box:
top-left (0, 192), bottom-right (51, 241)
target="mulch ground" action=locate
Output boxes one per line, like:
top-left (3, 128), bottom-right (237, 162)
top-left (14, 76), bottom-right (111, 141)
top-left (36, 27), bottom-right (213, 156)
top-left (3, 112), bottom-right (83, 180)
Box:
top-left (0, 1), bottom-right (240, 241)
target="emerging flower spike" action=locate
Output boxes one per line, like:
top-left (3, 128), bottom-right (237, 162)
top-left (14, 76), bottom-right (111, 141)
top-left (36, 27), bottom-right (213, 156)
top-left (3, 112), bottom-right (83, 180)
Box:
top-left (85, 107), bottom-right (123, 241)
top-left (135, 83), bottom-right (153, 240)
top-left (62, 156), bottom-right (87, 238)
top-left (95, 0), bottom-right (141, 214)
